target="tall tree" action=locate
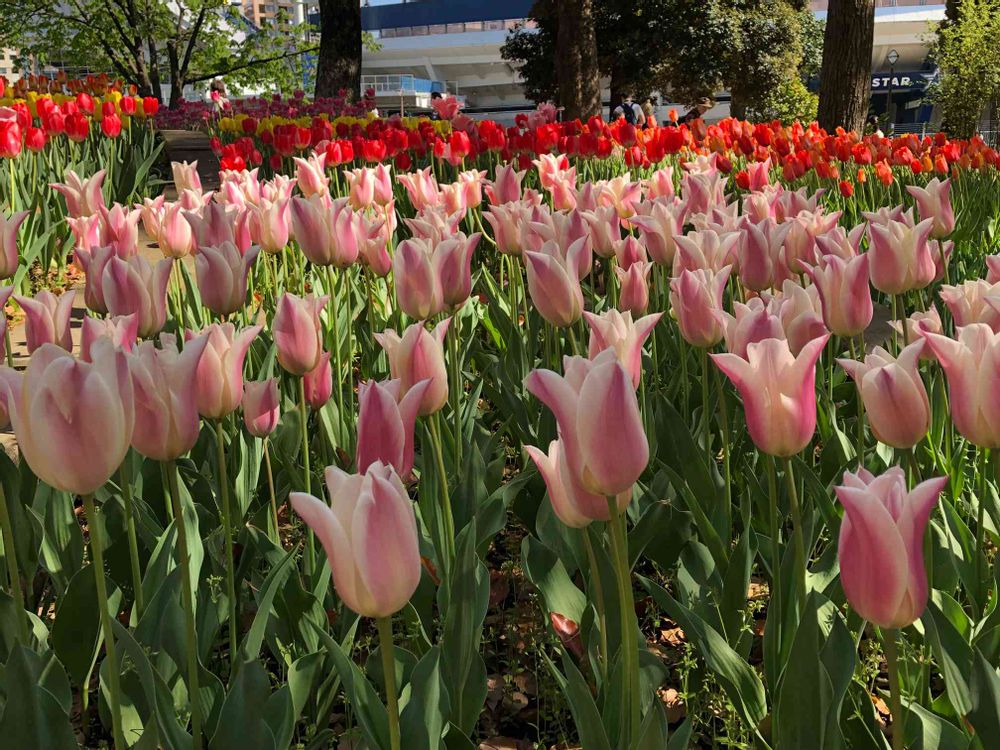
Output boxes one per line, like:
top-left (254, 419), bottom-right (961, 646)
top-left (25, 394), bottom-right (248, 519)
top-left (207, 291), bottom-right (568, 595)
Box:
top-left (315, 0), bottom-right (362, 100)
top-left (0, 0), bottom-right (316, 106)
top-left (555, 0), bottom-right (600, 119)
top-left (817, 0), bottom-right (875, 132)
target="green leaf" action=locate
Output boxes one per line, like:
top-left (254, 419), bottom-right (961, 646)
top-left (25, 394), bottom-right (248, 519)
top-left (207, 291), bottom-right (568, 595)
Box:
top-left (209, 660), bottom-right (277, 750)
top-left (640, 576), bottom-right (766, 729)
top-left (922, 598), bottom-right (973, 716)
top-left (0, 647), bottom-right (77, 750)
top-left (636, 699), bottom-right (668, 750)
top-left (238, 547), bottom-right (296, 663)
top-left (399, 647), bottom-right (449, 750)
top-left (52, 563), bottom-right (123, 691)
top-left (967, 646), bottom-right (1000, 745)
top-left (543, 650), bottom-right (611, 750)
top-left (903, 700), bottom-right (970, 750)
top-left (521, 534), bottom-right (586, 623)
top-left (666, 718), bottom-right (694, 750)
top-left (312, 621), bottom-right (390, 749)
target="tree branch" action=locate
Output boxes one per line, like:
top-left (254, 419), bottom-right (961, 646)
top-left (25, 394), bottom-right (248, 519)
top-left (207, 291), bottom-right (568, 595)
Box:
top-left (187, 45), bottom-right (318, 84)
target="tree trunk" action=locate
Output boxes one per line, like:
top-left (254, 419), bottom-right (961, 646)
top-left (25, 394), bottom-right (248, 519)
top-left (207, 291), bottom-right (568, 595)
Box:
top-left (315, 0), bottom-right (362, 100)
top-left (555, 0), bottom-right (600, 121)
top-left (608, 67), bottom-right (625, 121)
top-left (817, 0), bottom-right (875, 133)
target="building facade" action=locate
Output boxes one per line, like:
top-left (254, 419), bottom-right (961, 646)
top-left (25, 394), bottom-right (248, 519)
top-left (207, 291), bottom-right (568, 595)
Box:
top-left (360, 0), bottom-right (950, 127)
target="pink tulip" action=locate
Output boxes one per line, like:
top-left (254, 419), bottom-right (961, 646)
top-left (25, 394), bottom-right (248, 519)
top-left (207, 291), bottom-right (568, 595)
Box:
top-left (803, 254), bottom-right (873, 337)
top-left (837, 341), bottom-right (930, 448)
top-left (890, 308), bottom-right (943, 359)
top-left (102, 255), bottom-right (172, 338)
top-left (721, 298), bottom-right (785, 358)
top-left (0, 210), bottom-right (27, 279)
top-left (669, 266), bottom-right (731, 348)
top-left (835, 468), bottom-right (947, 628)
top-left (404, 206), bottom-right (463, 246)
top-left (770, 281), bottom-right (828, 356)
top-left (525, 349), bottom-right (648, 496)
top-left (815, 224), bottom-right (866, 261)
top-left (273, 293), bottom-right (329, 376)
top-left (581, 205), bottom-right (621, 259)
top-left (644, 166), bottom-right (675, 199)
top-left (783, 209), bottom-right (841, 274)
top-left (51, 169), bottom-right (106, 218)
top-left (736, 218), bottom-right (791, 291)
top-left (613, 235), bottom-right (647, 271)
top-left (192, 323), bottom-right (262, 419)
top-left (906, 178), bottom-right (955, 238)
top-left (398, 168), bottom-right (441, 212)
top-left (549, 173), bottom-right (578, 211)
top-left (99, 204), bottom-right (141, 258)
top-left (484, 203), bottom-right (529, 256)
top-left (599, 174), bottom-right (642, 220)
top-left (862, 204), bottom-right (908, 227)
top-left (939, 280), bottom-right (1000, 330)
top-left (5, 339), bottom-right (134, 494)
top-left (616, 261), bottom-right (652, 316)
top-left (157, 202), bottom-right (195, 258)
top-left (293, 152), bottom-right (329, 197)
top-left (986, 255), bottom-right (1000, 284)
top-left (128, 333), bottom-right (207, 461)
top-left (80, 314), bottom-right (138, 362)
top-left (291, 195), bottom-right (366, 268)
top-left (629, 199), bottom-right (688, 266)
top-left (524, 240), bottom-right (587, 328)
top-left (584, 309), bottom-right (661, 389)
top-left (867, 217), bottom-right (937, 295)
top-left (393, 238), bottom-right (445, 320)
top-left (681, 171), bottom-right (727, 215)
top-left (711, 334), bottom-right (829, 457)
top-left (243, 378), bottom-right (280, 438)
top-left (375, 319), bottom-right (451, 416)
top-left (524, 214), bottom-right (591, 278)
top-left (137, 195), bottom-right (166, 238)
top-left (15, 290), bottom-right (75, 353)
top-left (291, 462), bottom-right (421, 618)
top-left (456, 169), bottom-right (486, 209)
top-left (524, 439), bottom-right (617, 527)
top-left (196, 242), bottom-right (260, 317)
top-left (171, 161), bottom-right (202, 194)
top-left (746, 159), bottom-right (772, 191)
top-left (436, 233), bottom-right (480, 309)
top-left (344, 166), bottom-right (392, 211)
top-left (486, 165), bottom-right (525, 205)
top-left (184, 203), bottom-right (241, 251)
top-left (304, 351), bottom-right (333, 410)
top-left (923, 324), bottom-right (1000, 447)
top-left (356, 378), bottom-right (430, 479)
top-left (360, 229), bottom-right (392, 278)
top-left (73, 244), bottom-right (116, 315)
top-left (250, 197), bottom-right (291, 254)
top-left (673, 229), bottom-right (739, 275)
top-left (67, 215), bottom-right (105, 259)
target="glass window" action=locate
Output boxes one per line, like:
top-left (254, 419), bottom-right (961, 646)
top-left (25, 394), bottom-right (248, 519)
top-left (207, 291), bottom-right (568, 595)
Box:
top-left (446, 23), bottom-right (463, 34)
top-left (429, 24), bottom-right (446, 34)
top-left (412, 25), bottom-right (428, 36)
top-left (465, 21), bottom-right (484, 31)
top-left (486, 20), bottom-right (504, 30)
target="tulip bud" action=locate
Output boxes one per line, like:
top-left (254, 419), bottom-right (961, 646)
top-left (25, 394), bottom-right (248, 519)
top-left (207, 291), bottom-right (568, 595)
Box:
top-left (50, 169), bottom-right (107, 218)
top-left (195, 243), bottom-right (260, 317)
top-left (525, 349), bottom-right (648, 496)
top-left (711, 334), bottom-right (829, 457)
top-left (80, 314), bottom-right (138, 362)
top-left (583, 309), bottom-right (661, 389)
top-left (129, 334), bottom-right (208, 461)
top-left (523, 241), bottom-right (587, 328)
top-left (669, 266), bottom-right (731, 348)
top-left (157, 202), bottom-right (195, 258)
top-left (836, 468), bottom-right (947, 628)
top-left (868, 217), bottom-right (937, 295)
top-left (837, 341), bottom-right (930, 448)
top-left (16, 289), bottom-right (76, 353)
top-left (375, 319), bottom-right (450, 416)
top-left (304, 351), bottom-right (333, 410)
top-left (720, 298), bottom-right (785, 359)
top-left (615, 262), bottom-right (652, 316)
top-left (102, 255), bottom-right (173, 338)
top-left (291, 462), bottom-right (421, 618)
top-left (273, 293), bottom-right (328, 376)
top-left (356, 378), bottom-right (430, 479)
top-left (172, 161), bottom-right (202, 194)
top-left (803, 254), bottom-right (873, 338)
top-left (243, 378), bottom-right (280, 438)
top-left (192, 323), bottom-right (262, 419)
top-left (906, 178), bottom-right (955, 239)
top-left (6, 340), bottom-right (134, 494)
top-left (393, 238), bottom-right (444, 320)
top-left (0, 210), bottom-right (27, 279)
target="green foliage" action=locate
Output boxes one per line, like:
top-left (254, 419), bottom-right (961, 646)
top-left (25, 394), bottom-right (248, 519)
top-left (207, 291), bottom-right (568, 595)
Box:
top-left (747, 76), bottom-right (820, 124)
top-left (932, 0), bottom-right (1000, 138)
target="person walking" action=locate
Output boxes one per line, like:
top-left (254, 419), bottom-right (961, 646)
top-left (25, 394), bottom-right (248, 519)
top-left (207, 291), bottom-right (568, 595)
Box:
top-left (677, 96), bottom-right (713, 126)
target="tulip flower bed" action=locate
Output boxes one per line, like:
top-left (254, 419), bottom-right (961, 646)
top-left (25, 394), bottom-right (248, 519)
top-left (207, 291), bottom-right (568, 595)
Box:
top-left (0, 74), bottom-right (163, 292)
top-left (1, 117), bottom-right (1000, 750)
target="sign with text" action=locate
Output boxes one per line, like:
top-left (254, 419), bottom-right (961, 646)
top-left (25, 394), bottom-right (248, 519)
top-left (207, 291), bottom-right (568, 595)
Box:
top-left (871, 72), bottom-right (934, 92)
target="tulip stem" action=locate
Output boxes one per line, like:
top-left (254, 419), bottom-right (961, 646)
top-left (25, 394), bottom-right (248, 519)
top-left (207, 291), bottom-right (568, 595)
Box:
top-left (429, 411), bottom-right (455, 577)
top-left (166, 461), bottom-right (204, 749)
top-left (298, 379), bottom-right (316, 576)
top-left (849, 338), bottom-right (865, 468)
top-left (977, 448), bottom-right (989, 611)
top-left (700, 348), bottom-right (711, 458)
top-left (884, 628), bottom-right (905, 750)
top-left (715, 370), bottom-right (732, 524)
top-left (580, 527), bottom-right (609, 686)
top-left (448, 312), bottom-right (463, 472)
top-left (328, 267), bottom-right (346, 449)
top-left (606, 497), bottom-right (638, 750)
top-left (3, 323), bottom-right (13, 368)
top-left (0, 480), bottom-right (28, 643)
top-left (213, 419), bottom-right (239, 676)
top-left (82, 492), bottom-right (126, 750)
top-left (765, 457), bottom-right (782, 688)
top-left (781, 457), bottom-right (808, 614)
top-left (376, 617), bottom-right (401, 750)
top-left (263, 438), bottom-right (280, 546)
top-left (119, 460), bottom-right (144, 620)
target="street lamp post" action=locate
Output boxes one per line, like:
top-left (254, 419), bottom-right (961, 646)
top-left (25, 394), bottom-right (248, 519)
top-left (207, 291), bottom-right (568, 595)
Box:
top-left (886, 48), bottom-right (899, 133)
